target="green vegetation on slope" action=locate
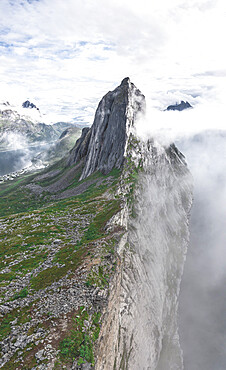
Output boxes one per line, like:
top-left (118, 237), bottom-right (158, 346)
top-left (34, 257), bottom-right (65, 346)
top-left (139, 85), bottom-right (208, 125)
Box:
top-left (59, 307), bottom-right (101, 366)
top-left (0, 161), bottom-right (122, 368)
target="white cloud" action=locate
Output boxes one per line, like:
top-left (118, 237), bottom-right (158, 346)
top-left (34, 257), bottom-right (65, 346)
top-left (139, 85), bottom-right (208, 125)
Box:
top-left (0, 0), bottom-right (225, 124)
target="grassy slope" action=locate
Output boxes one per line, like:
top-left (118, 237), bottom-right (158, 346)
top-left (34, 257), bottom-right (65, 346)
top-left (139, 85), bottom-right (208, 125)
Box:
top-left (0, 160), bottom-right (123, 369)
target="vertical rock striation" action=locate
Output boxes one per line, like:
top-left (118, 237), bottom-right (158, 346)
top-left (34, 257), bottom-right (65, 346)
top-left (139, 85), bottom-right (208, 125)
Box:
top-left (67, 77), bottom-right (192, 369)
top-left (95, 139), bottom-right (192, 370)
top-left (67, 77), bottom-right (145, 179)
top-left (0, 78), bottom-right (192, 370)
top-left (77, 79), bottom-right (193, 370)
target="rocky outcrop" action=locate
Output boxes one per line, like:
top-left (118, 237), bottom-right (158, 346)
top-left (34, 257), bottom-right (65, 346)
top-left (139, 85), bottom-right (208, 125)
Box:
top-left (166, 101), bottom-right (192, 111)
top-left (22, 100), bottom-right (39, 110)
top-left (67, 127), bottom-right (91, 167)
top-left (67, 77), bottom-right (145, 179)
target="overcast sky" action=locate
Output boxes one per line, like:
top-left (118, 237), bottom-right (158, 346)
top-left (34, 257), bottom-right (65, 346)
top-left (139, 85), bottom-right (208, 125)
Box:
top-left (0, 0), bottom-right (225, 124)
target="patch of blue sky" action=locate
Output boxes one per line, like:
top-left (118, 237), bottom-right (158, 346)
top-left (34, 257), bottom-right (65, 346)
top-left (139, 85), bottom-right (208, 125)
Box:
top-left (76, 40), bottom-right (114, 49)
top-left (88, 56), bottom-right (108, 61)
top-left (8, 0), bottom-right (37, 7)
top-left (24, 0), bottom-right (40, 4)
top-left (16, 35), bottom-right (33, 43)
top-left (76, 106), bottom-right (90, 112)
top-left (72, 116), bottom-right (89, 124)
top-left (60, 106), bottom-right (71, 113)
top-left (78, 41), bottom-right (88, 47)
top-left (0, 28), bottom-right (11, 36)
top-left (54, 48), bottom-right (80, 59)
top-left (93, 40), bottom-right (114, 46)
top-left (55, 41), bottom-right (114, 58)
top-left (103, 46), bottom-right (114, 51)
top-left (0, 31), bottom-right (32, 47)
top-left (0, 41), bottom-right (12, 48)
top-left (52, 41), bottom-right (95, 60)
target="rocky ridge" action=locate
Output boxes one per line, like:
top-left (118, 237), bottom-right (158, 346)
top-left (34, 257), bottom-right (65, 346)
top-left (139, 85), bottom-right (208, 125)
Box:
top-left (166, 100), bottom-right (192, 111)
top-left (0, 78), bottom-right (192, 369)
top-left (22, 101), bottom-right (40, 111)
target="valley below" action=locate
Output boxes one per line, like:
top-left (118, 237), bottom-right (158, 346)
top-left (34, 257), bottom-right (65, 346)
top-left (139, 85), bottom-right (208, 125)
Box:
top-left (0, 143), bottom-right (51, 177)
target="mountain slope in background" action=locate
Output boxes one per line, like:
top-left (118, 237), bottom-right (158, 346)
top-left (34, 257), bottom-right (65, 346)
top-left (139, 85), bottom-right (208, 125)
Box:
top-left (0, 102), bottom-right (80, 150)
top-left (33, 126), bottom-right (82, 166)
top-left (0, 101), bottom-right (83, 177)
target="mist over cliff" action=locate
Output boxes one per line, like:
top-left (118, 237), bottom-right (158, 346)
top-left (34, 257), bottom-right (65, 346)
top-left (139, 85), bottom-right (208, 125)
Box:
top-left (71, 78), bottom-right (193, 369)
top-left (134, 102), bottom-right (226, 369)
top-left (0, 78), bottom-right (193, 369)
top-left (178, 131), bottom-right (226, 370)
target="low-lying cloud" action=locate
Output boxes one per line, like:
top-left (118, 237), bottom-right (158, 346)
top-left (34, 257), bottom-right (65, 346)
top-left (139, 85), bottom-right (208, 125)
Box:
top-left (135, 103), bottom-right (226, 370)
top-left (178, 131), bottom-right (226, 370)
top-left (0, 132), bottom-right (49, 176)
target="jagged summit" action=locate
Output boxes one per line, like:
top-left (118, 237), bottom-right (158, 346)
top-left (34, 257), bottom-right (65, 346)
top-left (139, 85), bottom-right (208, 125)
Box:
top-left (166, 100), bottom-right (192, 111)
top-left (120, 76), bottom-right (130, 85)
top-left (67, 78), bottom-right (145, 180)
top-left (22, 100), bottom-right (39, 110)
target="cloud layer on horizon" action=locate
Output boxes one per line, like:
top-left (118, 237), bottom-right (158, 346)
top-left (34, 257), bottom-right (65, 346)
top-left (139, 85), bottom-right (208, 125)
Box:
top-left (0, 0), bottom-right (225, 126)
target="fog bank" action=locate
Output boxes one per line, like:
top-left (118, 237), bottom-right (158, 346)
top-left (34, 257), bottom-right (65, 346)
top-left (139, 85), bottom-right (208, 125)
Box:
top-left (135, 105), bottom-right (226, 370)
top-left (177, 131), bottom-right (226, 370)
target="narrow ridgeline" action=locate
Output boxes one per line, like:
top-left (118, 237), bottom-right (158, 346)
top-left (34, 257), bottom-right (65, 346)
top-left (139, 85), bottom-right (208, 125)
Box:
top-left (0, 78), bottom-right (192, 369)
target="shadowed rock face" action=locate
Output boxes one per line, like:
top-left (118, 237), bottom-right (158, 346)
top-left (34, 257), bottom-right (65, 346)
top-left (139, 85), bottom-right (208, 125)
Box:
top-left (67, 127), bottom-right (91, 167)
top-left (67, 77), bottom-right (145, 179)
top-left (22, 100), bottom-right (39, 110)
top-left (167, 101), bottom-right (192, 111)
top-left (95, 112), bottom-right (193, 370)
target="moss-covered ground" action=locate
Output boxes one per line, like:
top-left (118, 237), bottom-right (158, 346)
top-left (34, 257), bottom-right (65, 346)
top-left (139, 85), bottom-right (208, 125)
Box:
top-left (0, 162), bottom-right (123, 368)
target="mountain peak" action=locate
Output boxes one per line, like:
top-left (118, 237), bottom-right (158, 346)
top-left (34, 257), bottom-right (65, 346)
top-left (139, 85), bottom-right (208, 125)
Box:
top-left (166, 100), bottom-right (192, 111)
top-left (67, 78), bottom-right (145, 179)
top-left (22, 100), bottom-right (39, 110)
top-left (120, 77), bottom-right (130, 85)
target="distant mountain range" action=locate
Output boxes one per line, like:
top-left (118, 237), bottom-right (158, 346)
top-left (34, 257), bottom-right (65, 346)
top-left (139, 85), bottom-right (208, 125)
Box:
top-left (0, 101), bottom-right (81, 150)
top-left (166, 100), bottom-right (192, 111)
top-left (0, 101), bottom-right (82, 173)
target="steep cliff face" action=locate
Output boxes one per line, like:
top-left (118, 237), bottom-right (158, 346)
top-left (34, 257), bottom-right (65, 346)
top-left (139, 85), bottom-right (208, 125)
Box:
top-left (66, 78), bottom-right (193, 368)
top-left (67, 77), bottom-right (145, 180)
top-left (96, 138), bottom-right (192, 369)
top-left (0, 78), bottom-right (192, 369)
top-left (85, 80), bottom-right (193, 370)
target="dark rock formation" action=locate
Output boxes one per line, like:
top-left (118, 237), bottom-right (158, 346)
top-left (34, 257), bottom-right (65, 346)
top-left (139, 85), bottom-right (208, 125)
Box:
top-left (67, 77), bottom-right (145, 179)
top-left (166, 100), bottom-right (192, 111)
top-left (22, 100), bottom-right (39, 110)
top-left (59, 128), bottom-right (72, 140)
top-left (67, 127), bottom-right (91, 167)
